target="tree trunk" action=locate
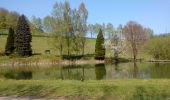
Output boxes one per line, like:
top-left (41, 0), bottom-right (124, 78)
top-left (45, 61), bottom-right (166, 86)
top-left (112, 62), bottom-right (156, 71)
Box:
top-left (91, 32), bottom-right (93, 38)
top-left (134, 55), bottom-right (136, 62)
top-left (60, 44), bottom-right (63, 57)
top-left (82, 44), bottom-right (84, 56)
top-left (133, 62), bottom-right (138, 78)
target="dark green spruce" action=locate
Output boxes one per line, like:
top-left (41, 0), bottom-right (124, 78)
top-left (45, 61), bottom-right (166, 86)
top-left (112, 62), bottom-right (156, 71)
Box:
top-left (5, 28), bottom-right (15, 55)
top-left (95, 29), bottom-right (105, 60)
top-left (14, 15), bottom-right (32, 56)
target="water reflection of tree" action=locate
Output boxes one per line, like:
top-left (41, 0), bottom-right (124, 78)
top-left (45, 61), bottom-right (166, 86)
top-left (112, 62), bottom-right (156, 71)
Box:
top-left (150, 63), bottom-right (170, 78)
top-left (60, 65), bottom-right (86, 80)
top-left (115, 62), bottom-right (119, 71)
top-left (133, 62), bottom-right (138, 78)
top-left (4, 70), bottom-right (32, 80)
top-left (95, 64), bottom-right (106, 80)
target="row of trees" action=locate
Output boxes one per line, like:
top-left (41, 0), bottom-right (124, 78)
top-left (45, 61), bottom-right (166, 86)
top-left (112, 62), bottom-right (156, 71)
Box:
top-left (95, 22), bottom-right (154, 62)
top-left (98, 21), bottom-right (153, 61)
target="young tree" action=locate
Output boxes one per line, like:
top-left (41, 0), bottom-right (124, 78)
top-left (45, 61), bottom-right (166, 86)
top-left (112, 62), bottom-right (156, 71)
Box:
top-left (63, 1), bottom-right (74, 56)
top-left (95, 29), bottom-right (105, 60)
top-left (123, 21), bottom-right (148, 61)
top-left (105, 24), bottom-right (126, 62)
top-left (52, 2), bottom-right (65, 56)
top-left (110, 26), bottom-right (125, 62)
top-left (71, 9), bottom-right (81, 55)
top-left (78, 2), bottom-right (88, 56)
top-left (15, 15), bottom-right (32, 56)
top-left (5, 28), bottom-right (15, 55)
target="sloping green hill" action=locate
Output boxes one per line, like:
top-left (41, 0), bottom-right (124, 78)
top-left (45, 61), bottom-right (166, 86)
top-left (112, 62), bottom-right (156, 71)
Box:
top-left (0, 35), bottom-right (96, 56)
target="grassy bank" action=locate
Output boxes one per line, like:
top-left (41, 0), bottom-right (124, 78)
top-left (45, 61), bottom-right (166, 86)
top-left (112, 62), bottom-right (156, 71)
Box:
top-left (0, 79), bottom-right (169, 99)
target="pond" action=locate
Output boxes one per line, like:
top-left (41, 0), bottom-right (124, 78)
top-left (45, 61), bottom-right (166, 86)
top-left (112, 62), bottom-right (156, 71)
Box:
top-left (0, 62), bottom-right (170, 80)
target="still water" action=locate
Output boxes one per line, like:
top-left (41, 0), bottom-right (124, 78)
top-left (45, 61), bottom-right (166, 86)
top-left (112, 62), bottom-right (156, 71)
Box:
top-left (0, 62), bottom-right (170, 80)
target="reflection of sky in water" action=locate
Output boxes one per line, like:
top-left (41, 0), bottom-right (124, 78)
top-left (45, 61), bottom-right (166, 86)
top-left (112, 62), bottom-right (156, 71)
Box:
top-left (0, 62), bottom-right (170, 80)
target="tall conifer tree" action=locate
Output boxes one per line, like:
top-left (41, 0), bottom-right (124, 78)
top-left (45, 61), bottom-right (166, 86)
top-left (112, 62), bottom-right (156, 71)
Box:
top-left (95, 29), bottom-right (105, 60)
top-left (5, 27), bottom-right (15, 55)
top-left (15, 15), bottom-right (32, 56)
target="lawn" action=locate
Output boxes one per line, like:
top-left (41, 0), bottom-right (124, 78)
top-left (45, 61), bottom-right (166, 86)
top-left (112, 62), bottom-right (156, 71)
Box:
top-left (0, 79), bottom-right (169, 99)
top-left (0, 35), bottom-right (96, 55)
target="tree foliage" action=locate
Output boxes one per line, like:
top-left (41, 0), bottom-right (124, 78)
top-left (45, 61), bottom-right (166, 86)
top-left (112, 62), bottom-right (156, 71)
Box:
top-left (31, 16), bottom-right (43, 31)
top-left (0, 8), bottom-right (19, 29)
top-left (146, 36), bottom-right (170, 60)
top-left (95, 29), bottom-right (105, 60)
top-left (5, 28), bottom-right (15, 55)
top-left (15, 15), bottom-right (32, 56)
top-left (109, 25), bottom-right (125, 62)
top-left (77, 2), bottom-right (88, 55)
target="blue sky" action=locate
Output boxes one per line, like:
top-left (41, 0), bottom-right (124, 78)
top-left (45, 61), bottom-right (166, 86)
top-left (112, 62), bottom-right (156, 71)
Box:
top-left (0, 0), bottom-right (170, 34)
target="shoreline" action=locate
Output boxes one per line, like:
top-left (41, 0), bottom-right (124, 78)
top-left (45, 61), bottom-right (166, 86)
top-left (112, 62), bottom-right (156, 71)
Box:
top-left (147, 60), bottom-right (170, 62)
top-left (1, 56), bottom-right (170, 67)
top-left (0, 59), bottom-right (105, 67)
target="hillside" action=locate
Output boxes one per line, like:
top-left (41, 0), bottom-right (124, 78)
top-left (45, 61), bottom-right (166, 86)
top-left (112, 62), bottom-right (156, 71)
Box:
top-left (0, 35), bottom-right (96, 56)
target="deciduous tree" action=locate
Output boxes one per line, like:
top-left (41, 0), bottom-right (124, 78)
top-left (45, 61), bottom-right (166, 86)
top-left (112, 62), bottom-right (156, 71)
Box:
top-left (78, 2), bottom-right (88, 56)
top-left (123, 21), bottom-right (148, 61)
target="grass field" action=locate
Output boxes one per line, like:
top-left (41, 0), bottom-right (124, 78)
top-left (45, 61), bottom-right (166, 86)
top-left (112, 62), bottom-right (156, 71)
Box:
top-left (0, 79), bottom-right (169, 99)
top-left (0, 35), bottom-right (96, 55)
